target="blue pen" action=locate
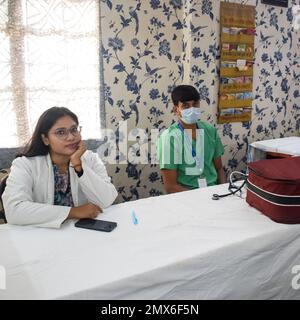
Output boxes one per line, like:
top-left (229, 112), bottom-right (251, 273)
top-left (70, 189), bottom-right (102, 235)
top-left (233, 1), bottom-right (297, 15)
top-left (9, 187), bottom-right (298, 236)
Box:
top-left (131, 209), bottom-right (138, 225)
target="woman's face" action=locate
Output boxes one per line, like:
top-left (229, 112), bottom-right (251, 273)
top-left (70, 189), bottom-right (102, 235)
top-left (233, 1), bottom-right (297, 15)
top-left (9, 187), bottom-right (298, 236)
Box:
top-left (42, 116), bottom-right (81, 157)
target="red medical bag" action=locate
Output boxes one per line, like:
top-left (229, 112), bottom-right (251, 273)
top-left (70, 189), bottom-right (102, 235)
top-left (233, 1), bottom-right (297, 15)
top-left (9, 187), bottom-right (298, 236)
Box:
top-left (246, 156), bottom-right (300, 224)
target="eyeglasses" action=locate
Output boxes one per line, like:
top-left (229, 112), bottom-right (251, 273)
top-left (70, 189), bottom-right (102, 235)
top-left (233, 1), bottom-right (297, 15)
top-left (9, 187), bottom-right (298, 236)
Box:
top-left (51, 126), bottom-right (82, 140)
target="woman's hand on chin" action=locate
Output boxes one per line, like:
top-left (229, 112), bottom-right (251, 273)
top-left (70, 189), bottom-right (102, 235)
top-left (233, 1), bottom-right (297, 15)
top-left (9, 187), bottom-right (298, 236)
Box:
top-left (70, 140), bottom-right (86, 167)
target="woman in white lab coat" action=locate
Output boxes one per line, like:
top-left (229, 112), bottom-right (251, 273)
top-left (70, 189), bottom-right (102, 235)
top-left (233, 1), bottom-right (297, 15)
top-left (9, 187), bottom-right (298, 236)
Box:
top-left (2, 107), bottom-right (118, 228)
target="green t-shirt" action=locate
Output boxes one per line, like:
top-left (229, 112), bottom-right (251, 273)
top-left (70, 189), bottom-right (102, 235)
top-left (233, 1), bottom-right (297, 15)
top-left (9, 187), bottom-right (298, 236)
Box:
top-left (157, 120), bottom-right (224, 189)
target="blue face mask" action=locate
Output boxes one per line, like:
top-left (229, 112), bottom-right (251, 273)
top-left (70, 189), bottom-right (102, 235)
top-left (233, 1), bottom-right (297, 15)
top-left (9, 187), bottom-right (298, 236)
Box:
top-left (180, 107), bottom-right (202, 124)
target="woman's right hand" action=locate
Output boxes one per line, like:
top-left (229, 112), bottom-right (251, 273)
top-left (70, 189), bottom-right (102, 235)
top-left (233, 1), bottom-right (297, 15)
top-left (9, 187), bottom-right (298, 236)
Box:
top-left (68, 203), bottom-right (102, 219)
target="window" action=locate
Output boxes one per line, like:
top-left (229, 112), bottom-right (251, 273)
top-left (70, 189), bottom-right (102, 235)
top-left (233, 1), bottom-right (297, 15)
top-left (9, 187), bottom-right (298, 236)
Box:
top-left (0, 0), bottom-right (101, 148)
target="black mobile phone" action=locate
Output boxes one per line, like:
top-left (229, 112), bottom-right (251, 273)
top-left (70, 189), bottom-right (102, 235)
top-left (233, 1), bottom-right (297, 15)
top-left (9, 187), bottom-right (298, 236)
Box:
top-left (75, 218), bottom-right (117, 232)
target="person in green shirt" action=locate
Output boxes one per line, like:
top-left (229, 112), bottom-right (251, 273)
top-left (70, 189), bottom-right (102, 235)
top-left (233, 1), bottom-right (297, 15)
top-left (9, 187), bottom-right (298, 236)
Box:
top-left (157, 85), bottom-right (226, 193)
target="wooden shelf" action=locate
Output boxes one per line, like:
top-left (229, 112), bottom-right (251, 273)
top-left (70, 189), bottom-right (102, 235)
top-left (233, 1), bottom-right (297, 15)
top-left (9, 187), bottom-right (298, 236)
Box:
top-left (221, 33), bottom-right (255, 44)
top-left (220, 82), bottom-right (253, 94)
top-left (221, 51), bottom-right (253, 61)
top-left (219, 99), bottom-right (253, 109)
top-left (220, 67), bottom-right (253, 77)
top-left (218, 112), bottom-right (252, 124)
top-left (222, 20), bottom-right (255, 29)
top-left (220, 2), bottom-right (255, 29)
top-left (218, 2), bottom-right (255, 124)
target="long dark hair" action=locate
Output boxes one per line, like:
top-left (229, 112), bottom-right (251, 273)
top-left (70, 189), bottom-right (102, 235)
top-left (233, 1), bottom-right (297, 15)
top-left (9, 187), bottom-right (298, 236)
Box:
top-left (19, 107), bottom-right (79, 157)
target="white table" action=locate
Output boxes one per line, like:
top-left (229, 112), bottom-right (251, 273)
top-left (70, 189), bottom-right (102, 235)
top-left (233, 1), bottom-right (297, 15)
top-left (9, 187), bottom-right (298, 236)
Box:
top-left (248, 136), bottom-right (300, 162)
top-left (1, 183), bottom-right (300, 300)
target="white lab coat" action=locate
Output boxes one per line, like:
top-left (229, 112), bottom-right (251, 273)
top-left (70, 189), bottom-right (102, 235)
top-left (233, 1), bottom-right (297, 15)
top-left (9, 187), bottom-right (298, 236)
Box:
top-left (2, 151), bottom-right (118, 228)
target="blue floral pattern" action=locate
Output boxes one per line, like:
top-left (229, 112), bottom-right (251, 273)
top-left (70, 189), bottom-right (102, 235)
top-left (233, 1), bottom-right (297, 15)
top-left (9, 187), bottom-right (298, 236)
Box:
top-left (53, 165), bottom-right (74, 207)
top-left (100, 0), bottom-right (300, 203)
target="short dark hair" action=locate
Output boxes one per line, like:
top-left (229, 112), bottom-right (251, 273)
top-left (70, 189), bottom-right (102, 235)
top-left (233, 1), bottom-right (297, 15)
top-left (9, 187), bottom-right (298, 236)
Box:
top-left (171, 85), bottom-right (200, 105)
top-left (19, 107), bottom-right (79, 158)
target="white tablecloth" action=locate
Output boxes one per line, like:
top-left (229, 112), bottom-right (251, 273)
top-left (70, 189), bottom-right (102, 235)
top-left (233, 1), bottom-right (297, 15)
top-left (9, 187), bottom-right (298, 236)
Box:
top-left (1, 184), bottom-right (300, 300)
top-left (250, 136), bottom-right (300, 156)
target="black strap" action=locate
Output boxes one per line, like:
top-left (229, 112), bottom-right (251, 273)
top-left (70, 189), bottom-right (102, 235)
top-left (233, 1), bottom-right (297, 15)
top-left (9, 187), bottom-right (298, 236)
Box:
top-left (74, 168), bottom-right (84, 178)
top-left (247, 181), bottom-right (300, 205)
